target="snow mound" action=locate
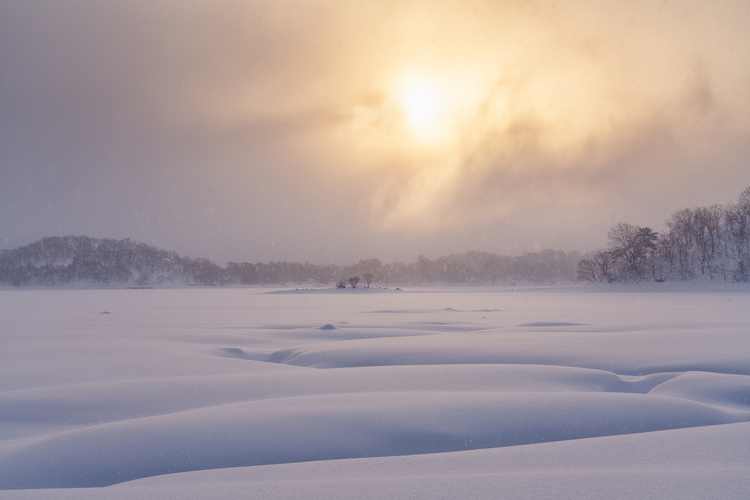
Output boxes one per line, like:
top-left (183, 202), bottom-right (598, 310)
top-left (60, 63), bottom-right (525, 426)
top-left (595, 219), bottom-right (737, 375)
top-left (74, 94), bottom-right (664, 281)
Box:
top-left (213, 347), bottom-right (268, 361)
top-left (266, 329), bottom-right (750, 375)
top-left (2, 391), bottom-right (747, 488)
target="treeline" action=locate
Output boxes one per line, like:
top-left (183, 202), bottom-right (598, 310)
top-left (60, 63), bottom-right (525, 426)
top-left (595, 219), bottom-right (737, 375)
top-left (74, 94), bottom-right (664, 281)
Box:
top-left (578, 187), bottom-right (750, 283)
top-left (0, 235), bottom-right (580, 287)
top-left (0, 236), bottom-right (218, 287)
top-left (7, 186), bottom-right (747, 288)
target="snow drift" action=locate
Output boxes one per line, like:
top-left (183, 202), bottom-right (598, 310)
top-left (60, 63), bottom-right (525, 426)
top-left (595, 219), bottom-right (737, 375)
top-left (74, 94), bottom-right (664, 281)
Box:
top-left (0, 287), bottom-right (748, 498)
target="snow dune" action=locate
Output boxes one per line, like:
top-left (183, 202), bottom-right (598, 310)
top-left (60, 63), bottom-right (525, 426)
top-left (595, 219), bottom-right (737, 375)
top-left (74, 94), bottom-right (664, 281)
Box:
top-left (0, 287), bottom-right (749, 498)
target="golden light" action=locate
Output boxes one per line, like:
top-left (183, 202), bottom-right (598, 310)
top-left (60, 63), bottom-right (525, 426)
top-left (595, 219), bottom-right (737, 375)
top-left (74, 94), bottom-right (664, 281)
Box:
top-left (397, 75), bottom-right (445, 141)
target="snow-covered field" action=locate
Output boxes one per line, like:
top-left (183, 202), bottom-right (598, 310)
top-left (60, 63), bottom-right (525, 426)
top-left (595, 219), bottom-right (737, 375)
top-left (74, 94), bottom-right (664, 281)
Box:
top-left (1, 286), bottom-right (749, 499)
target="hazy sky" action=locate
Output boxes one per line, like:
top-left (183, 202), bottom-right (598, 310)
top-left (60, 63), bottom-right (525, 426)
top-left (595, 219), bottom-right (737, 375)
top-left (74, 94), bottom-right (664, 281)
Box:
top-left (2, 0), bottom-right (749, 265)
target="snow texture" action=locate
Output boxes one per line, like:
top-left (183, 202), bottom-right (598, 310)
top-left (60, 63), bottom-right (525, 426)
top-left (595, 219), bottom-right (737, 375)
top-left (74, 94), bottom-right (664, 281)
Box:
top-left (0, 286), bottom-right (749, 498)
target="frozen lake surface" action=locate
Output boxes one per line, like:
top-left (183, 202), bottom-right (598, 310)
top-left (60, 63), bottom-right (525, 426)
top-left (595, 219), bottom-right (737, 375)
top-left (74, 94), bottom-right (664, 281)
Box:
top-left (1, 286), bottom-right (749, 499)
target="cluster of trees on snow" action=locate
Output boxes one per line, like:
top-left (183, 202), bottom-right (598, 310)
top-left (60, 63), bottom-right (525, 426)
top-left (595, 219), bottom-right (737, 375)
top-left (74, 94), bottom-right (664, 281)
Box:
top-left (0, 235), bottom-right (580, 287)
top-left (0, 236), bottom-right (222, 287)
top-left (335, 274), bottom-right (375, 289)
top-left (578, 187), bottom-right (750, 283)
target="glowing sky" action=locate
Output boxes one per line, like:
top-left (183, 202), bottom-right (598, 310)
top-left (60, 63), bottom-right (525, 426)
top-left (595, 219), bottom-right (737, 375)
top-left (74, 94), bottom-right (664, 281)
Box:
top-left (2, 0), bottom-right (749, 264)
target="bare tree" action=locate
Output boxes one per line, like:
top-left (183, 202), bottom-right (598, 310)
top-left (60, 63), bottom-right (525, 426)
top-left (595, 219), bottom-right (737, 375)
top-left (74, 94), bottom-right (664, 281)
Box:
top-left (577, 251), bottom-right (614, 283)
top-left (336, 278), bottom-right (347, 289)
top-left (667, 208), bottom-right (696, 278)
top-left (576, 258), bottom-right (598, 283)
top-left (725, 200), bottom-right (750, 282)
top-left (691, 205), bottom-right (723, 276)
top-left (363, 273), bottom-right (374, 288)
top-left (739, 186), bottom-right (750, 209)
top-left (347, 276), bottom-right (361, 288)
top-left (592, 251), bottom-right (613, 281)
top-left (608, 223), bottom-right (658, 281)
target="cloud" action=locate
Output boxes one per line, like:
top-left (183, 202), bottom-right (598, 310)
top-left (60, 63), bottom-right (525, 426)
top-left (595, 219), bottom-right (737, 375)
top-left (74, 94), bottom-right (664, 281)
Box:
top-left (1, 0), bottom-right (749, 262)
top-left (333, 0), bottom-right (750, 250)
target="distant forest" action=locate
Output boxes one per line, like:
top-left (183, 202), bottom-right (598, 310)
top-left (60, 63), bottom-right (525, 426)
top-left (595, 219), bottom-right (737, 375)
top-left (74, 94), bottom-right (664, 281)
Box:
top-left (578, 186), bottom-right (750, 283)
top-left (0, 236), bottom-right (580, 288)
top-left (2, 187), bottom-right (747, 288)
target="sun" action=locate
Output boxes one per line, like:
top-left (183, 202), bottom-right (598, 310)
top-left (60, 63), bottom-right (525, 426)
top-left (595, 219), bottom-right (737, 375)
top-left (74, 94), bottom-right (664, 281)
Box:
top-left (397, 75), bottom-right (444, 140)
